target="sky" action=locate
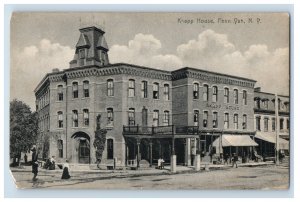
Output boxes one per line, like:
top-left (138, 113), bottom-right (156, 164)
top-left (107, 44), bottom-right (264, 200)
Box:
top-left (10, 12), bottom-right (290, 111)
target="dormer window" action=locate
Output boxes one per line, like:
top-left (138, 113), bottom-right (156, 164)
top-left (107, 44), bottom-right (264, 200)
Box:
top-left (78, 49), bottom-right (85, 66)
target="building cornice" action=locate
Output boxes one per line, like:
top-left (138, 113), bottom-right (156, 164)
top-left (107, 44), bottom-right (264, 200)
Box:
top-left (172, 68), bottom-right (256, 88)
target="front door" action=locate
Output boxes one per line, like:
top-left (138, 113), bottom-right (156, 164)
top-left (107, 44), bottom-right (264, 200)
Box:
top-left (79, 139), bottom-right (90, 164)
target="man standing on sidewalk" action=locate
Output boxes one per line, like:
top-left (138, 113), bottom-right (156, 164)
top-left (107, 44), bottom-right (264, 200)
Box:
top-left (232, 153), bottom-right (238, 168)
top-left (31, 146), bottom-right (39, 181)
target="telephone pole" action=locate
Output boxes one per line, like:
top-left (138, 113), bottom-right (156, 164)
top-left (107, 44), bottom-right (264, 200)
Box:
top-left (275, 94), bottom-right (280, 165)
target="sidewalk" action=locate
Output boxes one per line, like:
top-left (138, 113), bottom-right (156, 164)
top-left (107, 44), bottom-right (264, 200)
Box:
top-left (10, 161), bottom-right (275, 173)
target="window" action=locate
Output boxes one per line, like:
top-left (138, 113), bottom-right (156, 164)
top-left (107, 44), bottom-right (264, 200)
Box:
top-left (58, 111), bottom-right (63, 128)
top-left (78, 49), bottom-right (85, 66)
top-left (141, 81), bottom-right (148, 98)
top-left (83, 109), bottom-right (89, 126)
top-left (107, 108), bottom-right (114, 127)
top-left (224, 113), bottom-right (229, 129)
top-left (242, 90), bottom-right (247, 105)
top-left (57, 140), bottom-right (63, 158)
top-left (57, 85), bottom-right (63, 101)
top-left (107, 139), bottom-right (114, 159)
top-left (243, 115), bottom-right (247, 130)
top-left (72, 82), bottom-right (78, 98)
top-left (212, 86), bottom-right (218, 103)
top-left (164, 84), bottom-right (170, 100)
top-left (234, 89), bottom-right (238, 104)
top-left (79, 49), bottom-right (85, 59)
top-left (128, 108), bottom-right (135, 126)
top-left (203, 85), bottom-right (208, 101)
top-left (193, 83), bottom-right (199, 99)
top-left (163, 110), bottom-right (170, 126)
top-left (83, 81), bottom-right (89, 97)
top-left (107, 79), bottom-right (114, 96)
top-left (194, 110), bottom-right (199, 126)
top-left (255, 99), bottom-right (261, 108)
top-left (224, 88), bottom-right (229, 103)
top-left (287, 119), bottom-right (289, 130)
top-left (256, 116), bottom-right (261, 131)
top-left (280, 118), bottom-right (284, 130)
top-left (153, 110), bottom-right (159, 127)
top-left (128, 79), bottom-right (135, 97)
top-left (72, 110), bottom-right (78, 127)
top-left (264, 117), bottom-right (268, 132)
top-left (234, 114), bottom-right (238, 129)
top-left (153, 83), bottom-right (159, 99)
top-left (203, 111), bottom-right (208, 128)
top-left (263, 100), bottom-right (269, 109)
top-left (272, 118), bottom-right (276, 131)
top-left (213, 112), bottom-right (218, 128)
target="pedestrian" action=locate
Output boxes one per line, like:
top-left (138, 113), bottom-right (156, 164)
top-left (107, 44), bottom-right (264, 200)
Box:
top-left (160, 158), bottom-right (165, 169)
top-left (61, 160), bottom-right (71, 179)
top-left (224, 153), bottom-right (229, 165)
top-left (49, 156), bottom-right (56, 170)
top-left (157, 158), bottom-right (161, 169)
top-left (24, 153), bottom-right (28, 164)
top-left (31, 146), bottom-right (39, 181)
top-left (232, 153), bottom-right (238, 168)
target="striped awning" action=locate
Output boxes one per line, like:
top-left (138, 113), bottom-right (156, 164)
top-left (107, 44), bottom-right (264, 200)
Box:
top-left (212, 135), bottom-right (258, 147)
top-left (255, 132), bottom-right (289, 150)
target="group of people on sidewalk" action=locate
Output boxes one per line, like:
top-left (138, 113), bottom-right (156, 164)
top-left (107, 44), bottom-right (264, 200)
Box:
top-left (31, 146), bottom-right (71, 181)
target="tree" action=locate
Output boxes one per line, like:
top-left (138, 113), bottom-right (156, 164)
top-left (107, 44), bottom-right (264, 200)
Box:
top-left (10, 99), bottom-right (38, 166)
top-left (93, 114), bottom-right (107, 168)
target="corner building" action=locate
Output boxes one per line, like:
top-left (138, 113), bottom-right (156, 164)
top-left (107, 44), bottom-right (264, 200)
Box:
top-left (34, 26), bottom-right (265, 167)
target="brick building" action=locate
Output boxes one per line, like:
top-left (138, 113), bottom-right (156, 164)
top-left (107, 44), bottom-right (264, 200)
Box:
top-left (253, 88), bottom-right (290, 157)
top-left (34, 26), bottom-right (288, 167)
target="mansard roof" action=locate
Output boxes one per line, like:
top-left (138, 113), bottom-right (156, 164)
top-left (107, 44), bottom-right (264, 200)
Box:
top-left (97, 35), bottom-right (108, 50)
top-left (76, 33), bottom-right (90, 48)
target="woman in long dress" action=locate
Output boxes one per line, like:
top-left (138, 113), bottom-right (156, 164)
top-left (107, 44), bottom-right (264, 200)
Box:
top-left (61, 160), bottom-right (71, 179)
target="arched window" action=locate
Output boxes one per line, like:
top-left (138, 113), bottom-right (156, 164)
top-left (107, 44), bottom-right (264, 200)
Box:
top-left (243, 115), bottom-right (247, 130)
top-left (203, 84), bottom-right (208, 101)
top-left (107, 108), bottom-right (114, 127)
top-left (242, 90), bottom-right (247, 105)
top-left (107, 79), bottom-right (114, 96)
top-left (153, 83), bottom-right (159, 99)
top-left (72, 110), bottom-right (78, 127)
top-left (83, 80), bottom-right (89, 97)
top-left (57, 85), bottom-right (63, 101)
top-left (57, 140), bottom-right (63, 158)
top-left (212, 86), bottom-right (218, 102)
top-left (224, 113), bottom-right (229, 129)
top-left (107, 139), bottom-right (114, 159)
top-left (72, 82), bottom-right (78, 98)
top-left (193, 83), bottom-right (199, 99)
top-left (83, 109), bottom-right (89, 126)
top-left (58, 111), bottom-right (63, 128)
top-left (203, 111), bottom-right (208, 128)
top-left (141, 81), bottom-right (148, 98)
top-left (128, 108), bottom-right (135, 126)
top-left (164, 84), bottom-right (170, 100)
top-left (224, 87), bottom-right (229, 103)
top-left (213, 112), bottom-right (218, 128)
top-left (163, 110), bottom-right (170, 126)
top-left (194, 110), bottom-right (199, 126)
top-left (153, 110), bottom-right (159, 127)
top-left (234, 89), bottom-right (238, 104)
top-left (128, 79), bottom-right (135, 97)
top-left (234, 114), bottom-right (238, 129)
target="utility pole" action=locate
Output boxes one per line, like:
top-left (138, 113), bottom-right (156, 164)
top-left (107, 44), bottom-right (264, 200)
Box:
top-left (275, 94), bottom-right (280, 165)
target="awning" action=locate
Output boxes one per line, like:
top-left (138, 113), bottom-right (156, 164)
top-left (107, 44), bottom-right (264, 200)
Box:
top-left (212, 135), bottom-right (258, 147)
top-left (255, 132), bottom-right (289, 150)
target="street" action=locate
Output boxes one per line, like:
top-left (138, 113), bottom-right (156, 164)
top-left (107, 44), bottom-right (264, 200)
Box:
top-left (11, 163), bottom-right (289, 190)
